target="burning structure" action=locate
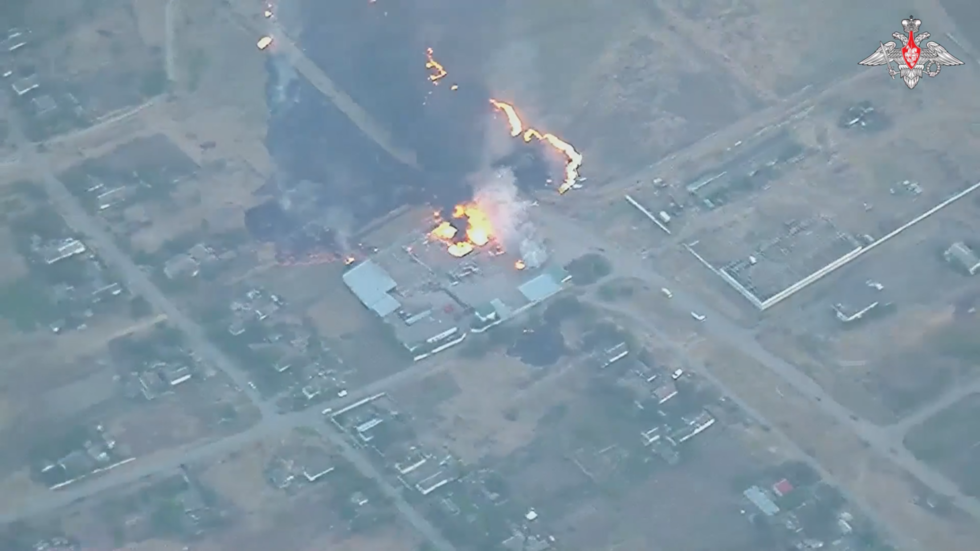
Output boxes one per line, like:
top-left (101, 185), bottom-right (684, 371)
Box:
top-left (342, 171), bottom-right (570, 361)
top-left (253, 0), bottom-right (585, 265)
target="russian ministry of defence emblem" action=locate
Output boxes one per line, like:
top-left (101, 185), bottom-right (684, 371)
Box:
top-left (859, 16), bottom-right (963, 89)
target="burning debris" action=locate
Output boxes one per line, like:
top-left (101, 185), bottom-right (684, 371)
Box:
top-left (427, 168), bottom-right (548, 269)
top-left (429, 202), bottom-right (494, 258)
top-left (425, 47), bottom-right (448, 84)
top-left (260, 2), bottom-right (547, 266)
top-left (489, 99), bottom-right (583, 194)
top-left (421, 52), bottom-right (579, 193)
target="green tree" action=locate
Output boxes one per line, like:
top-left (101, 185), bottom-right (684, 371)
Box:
top-left (565, 253), bottom-right (612, 285)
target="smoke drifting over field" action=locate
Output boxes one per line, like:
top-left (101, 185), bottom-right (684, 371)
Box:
top-left (252, 0), bottom-right (560, 263)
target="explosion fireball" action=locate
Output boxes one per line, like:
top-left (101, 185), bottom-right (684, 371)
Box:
top-left (489, 99), bottom-right (583, 194)
top-left (429, 203), bottom-right (495, 258)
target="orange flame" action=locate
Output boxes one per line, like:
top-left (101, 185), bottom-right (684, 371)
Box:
top-left (431, 220), bottom-right (458, 241)
top-left (488, 99), bottom-right (522, 137)
top-left (489, 99), bottom-right (582, 194)
top-left (425, 48), bottom-right (447, 83)
top-left (429, 203), bottom-right (495, 257)
top-left (447, 242), bottom-right (474, 257)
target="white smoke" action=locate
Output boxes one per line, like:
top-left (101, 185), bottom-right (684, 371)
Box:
top-left (276, 178), bottom-right (353, 252)
top-left (323, 205), bottom-right (354, 252)
top-left (469, 167), bottom-right (548, 268)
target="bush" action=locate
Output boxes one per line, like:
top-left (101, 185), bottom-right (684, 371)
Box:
top-left (597, 280), bottom-right (634, 301)
top-left (543, 295), bottom-right (587, 323)
top-left (565, 253), bottom-right (612, 285)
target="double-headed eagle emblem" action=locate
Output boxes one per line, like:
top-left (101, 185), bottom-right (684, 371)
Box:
top-left (859, 16), bottom-right (963, 89)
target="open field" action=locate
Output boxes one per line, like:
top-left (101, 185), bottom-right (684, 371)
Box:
top-left (396, 350), bottom-right (578, 465)
top-left (656, 0), bottom-right (899, 97)
top-left (497, 0), bottom-right (766, 181)
top-left (758, 232), bottom-right (980, 424)
top-left (905, 393), bottom-right (980, 499)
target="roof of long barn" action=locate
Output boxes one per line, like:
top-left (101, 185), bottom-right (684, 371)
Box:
top-left (342, 260), bottom-right (401, 317)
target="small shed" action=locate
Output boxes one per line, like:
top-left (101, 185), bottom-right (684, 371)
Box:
top-left (772, 478), bottom-right (794, 497)
top-left (944, 242), bottom-right (980, 275)
top-left (744, 485), bottom-right (780, 516)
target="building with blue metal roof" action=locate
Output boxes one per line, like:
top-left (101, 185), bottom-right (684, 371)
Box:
top-left (743, 485), bottom-right (780, 516)
top-left (342, 260), bottom-right (401, 317)
top-left (341, 231), bottom-right (573, 360)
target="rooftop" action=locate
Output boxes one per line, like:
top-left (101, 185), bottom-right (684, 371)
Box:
top-left (832, 277), bottom-right (885, 322)
top-left (342, 260), bottom-right (399, 317)
top-left (343, 230), bottom-right (569, 358)
top-left (744, 485), bottom-right (780, 516)
top-left (945, 242), bottom-right (980, 275)
top-left (11, 74), bottom-right (39, 96)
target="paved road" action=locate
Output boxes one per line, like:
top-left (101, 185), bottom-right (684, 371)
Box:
top-left (538, 207), bottom-right (980, 543)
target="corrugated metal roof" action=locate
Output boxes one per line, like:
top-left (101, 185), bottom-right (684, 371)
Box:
top-left (947, 242), bottom-right (980, 272)
top-left (370, 294), bottom-right (402, 317)
top-left (490, 298), bottom-right (512, 319)
top-left (743, 486), bottom-right (780, 516)
top-left (518, 273), bottom-right (562, 303)
top-left (342, 260), bottom-right (401, 316)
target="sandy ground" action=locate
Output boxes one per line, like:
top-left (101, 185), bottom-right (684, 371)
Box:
top-left (108, 401), bottom-right (206, 456)
top-left (132, 0), bottom-right (167, 49)
top-left (307, 290), bottom-right (370, 338)
top-left (412, 351), bottom-right (576, 464)
top-left (201, 440), bottom-right (281, 514)
top-left (0, 469), bottom-right (47, 518)
top-left (0, 228), bottom-right (28, 286)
